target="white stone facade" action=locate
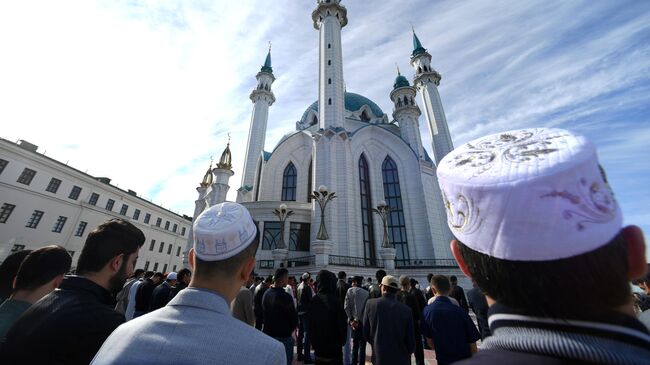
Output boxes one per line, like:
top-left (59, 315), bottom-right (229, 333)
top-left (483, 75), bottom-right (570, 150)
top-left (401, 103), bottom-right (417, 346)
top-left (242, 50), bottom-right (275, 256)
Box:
top-left (0, 138), bottom-right (190, 273)
top-left (187, 1), bottom-right (457, 276)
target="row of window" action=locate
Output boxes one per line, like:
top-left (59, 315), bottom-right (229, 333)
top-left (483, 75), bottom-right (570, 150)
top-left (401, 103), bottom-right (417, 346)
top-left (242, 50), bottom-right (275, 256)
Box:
top-left (10, 244), bottom-right (75, 260)
top-left (147, 239), bottom-right (182, 257)
top-left (143, 261), bottom-right (178, 274)
top-left (261, 222), bottom-right (310, 251)
top-left (0, 159), bottom-right (186, 237)
top-left (1, 202), bottom-right (89, 236)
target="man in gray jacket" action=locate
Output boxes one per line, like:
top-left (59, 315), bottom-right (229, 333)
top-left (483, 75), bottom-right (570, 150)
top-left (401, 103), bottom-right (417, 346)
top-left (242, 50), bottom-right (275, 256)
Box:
top-left (91, 203), bottom-right (285, 365)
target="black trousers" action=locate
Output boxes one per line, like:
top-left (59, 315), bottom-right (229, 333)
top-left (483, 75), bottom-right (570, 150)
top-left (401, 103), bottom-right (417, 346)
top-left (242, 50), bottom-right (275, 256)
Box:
top-left (414, 325), bottom-right (424, 365)
top-left (351, 324), bottom-right (366, 365)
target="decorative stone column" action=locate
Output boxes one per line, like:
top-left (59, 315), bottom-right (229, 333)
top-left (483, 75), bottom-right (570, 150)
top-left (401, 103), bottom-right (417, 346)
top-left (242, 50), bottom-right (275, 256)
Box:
top-left (311, 240), bottom-right (333, 267)
top-left (379, 247), bottom-right (396, 271)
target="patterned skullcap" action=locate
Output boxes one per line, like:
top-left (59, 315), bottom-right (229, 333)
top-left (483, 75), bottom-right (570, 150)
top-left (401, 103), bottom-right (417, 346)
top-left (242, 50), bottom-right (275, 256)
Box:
top-left (437, 128), bottom-right (622, 261)
top-left (193, 202), bottom-right (257, 261)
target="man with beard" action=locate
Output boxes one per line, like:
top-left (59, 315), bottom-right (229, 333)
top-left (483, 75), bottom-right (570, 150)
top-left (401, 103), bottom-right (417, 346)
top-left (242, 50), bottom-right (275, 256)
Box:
top-left (135, 272), bottom-right (163, 317)
top-left (0, 218), bottom-right (144, 365)
top-left (150, 272), bottom-right (177, 311)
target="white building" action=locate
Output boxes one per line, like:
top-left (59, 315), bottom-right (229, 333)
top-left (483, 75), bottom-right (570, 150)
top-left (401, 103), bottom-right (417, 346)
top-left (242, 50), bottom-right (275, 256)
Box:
top-left (0, 138), bottom-right (190, 274)
top-left (188, 0), bottom-right (463, 281)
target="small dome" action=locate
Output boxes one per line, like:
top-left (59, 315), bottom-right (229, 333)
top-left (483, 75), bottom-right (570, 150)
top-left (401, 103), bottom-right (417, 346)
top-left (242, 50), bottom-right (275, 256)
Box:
top-left (300, 92), bottom-right (384, 125)
top-left (393, 74), bottom-right (410, 89)
top-left (200, 162), bottom-right (213, 187)
top-left (216, 143), bottom-right (232, 170)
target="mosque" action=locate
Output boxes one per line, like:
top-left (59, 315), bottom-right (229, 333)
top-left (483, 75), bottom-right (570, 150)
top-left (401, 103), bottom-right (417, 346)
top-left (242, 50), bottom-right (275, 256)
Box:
top-left (185, 0), bottom-right (461, 278)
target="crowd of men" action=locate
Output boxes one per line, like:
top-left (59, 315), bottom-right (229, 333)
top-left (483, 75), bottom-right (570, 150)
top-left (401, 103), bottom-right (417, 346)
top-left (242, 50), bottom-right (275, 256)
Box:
top-left (0, 127), bottom-right (648, 365)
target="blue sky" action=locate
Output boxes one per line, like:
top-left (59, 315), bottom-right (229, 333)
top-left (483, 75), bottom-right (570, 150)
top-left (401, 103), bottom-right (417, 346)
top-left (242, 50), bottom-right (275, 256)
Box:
top-left (1, 1), bottom-right (649, 245)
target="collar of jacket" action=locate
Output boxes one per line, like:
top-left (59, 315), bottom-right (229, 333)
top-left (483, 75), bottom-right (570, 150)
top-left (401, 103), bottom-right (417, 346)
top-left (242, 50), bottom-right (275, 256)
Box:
top-left (482, 302), bottom-right (650, 364)
top-left (60, 275), bottom-right (115, 305)
top-left (167, 287), bottom-right (229, 314)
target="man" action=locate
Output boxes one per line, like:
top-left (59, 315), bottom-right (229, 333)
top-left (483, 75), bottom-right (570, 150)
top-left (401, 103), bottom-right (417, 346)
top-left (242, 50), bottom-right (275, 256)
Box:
top-left (367, 269), bottom-right (386, 299)
top-left (362, 275), bottom-right (415, 365)
top-left (0, 245), bottom-right (71, 340)
top-left (336, 271), bottom-right (351, 365)
top-left (424, 273), bottom-right (434, 301)
top-left (92, 202), bottom-right (285, 365)
top-left (449, 275), bottom-right (469, 312)
top-left (231, 270), bottom-right (255, 326)
top-left (114, 269), bottom-right (144, 314)
top-left (134, 271), bottom-right (163, 317)
top-left (0, 250), bottom-right (32, 302)
top-left (262, 267), bottom-right (298, 365)
top-left (466, 280), bottom-right (490, 339)
top-left (150, 271), bottom-right (176, 310)
top-left (437, 128), bottom-right (650, 364)
top-left (2, 219), bottom-right (144, 365)
top-left (363, 277), bottom-right (371, 290)
top-left (421, 275), bottom-right (480, 365)
top-left (344, 276), bottom-right (369, 365)
top-left (124, 270), bottom-right (149, 321)
top-left (169, 268), bottom-right (191, 300)
top-left (397, 275), bottom-right (425, 365)
top-left (254, 275), bottom-right (272, 330)
top-left (310, 270), bottom-right (348, 365)
top-left (297, 272), bottom-right (314, 363)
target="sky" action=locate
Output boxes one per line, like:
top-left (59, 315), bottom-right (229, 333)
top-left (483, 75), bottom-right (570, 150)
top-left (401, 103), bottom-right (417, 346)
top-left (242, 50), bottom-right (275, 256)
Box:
top-left (1, 0), bottom-right (649, 242)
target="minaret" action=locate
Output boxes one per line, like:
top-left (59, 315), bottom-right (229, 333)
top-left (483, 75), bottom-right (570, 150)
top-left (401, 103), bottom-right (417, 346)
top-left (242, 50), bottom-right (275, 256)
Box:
top-left (239, 46), bottom-right (275, 202)
top-left (410, 29), bottom-right (453, 164)
top-left (209, 140), bottom-right (234, 206)
top-left (390, 66), bottom-right (424, 159)
top-left (183, 160), bottom-right (213, 266)
top-left (312, 0), bottom-right (348, 130)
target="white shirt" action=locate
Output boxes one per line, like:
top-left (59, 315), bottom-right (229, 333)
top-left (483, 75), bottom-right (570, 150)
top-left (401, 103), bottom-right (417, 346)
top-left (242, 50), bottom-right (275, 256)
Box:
top-left (125, 279), bottom-right (143, 320)
top-left (428, 295), bottom-right (459, 306)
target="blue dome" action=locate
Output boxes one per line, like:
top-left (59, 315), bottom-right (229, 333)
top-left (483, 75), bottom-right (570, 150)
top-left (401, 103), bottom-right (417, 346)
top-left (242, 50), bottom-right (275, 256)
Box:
top-left (301, 92), bottom-right (384, 123)
top-left (393, 75), bottom-right (410, 89)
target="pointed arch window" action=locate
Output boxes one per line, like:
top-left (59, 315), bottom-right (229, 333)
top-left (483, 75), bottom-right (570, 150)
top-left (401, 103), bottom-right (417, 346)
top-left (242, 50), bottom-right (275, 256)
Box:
top-left (307, 160), bottom-right (313, 202)
top-left (382, 156), bottom-right (410, 261)
top-left (281, 162), bottom-right (297, 201)
top-left (360, 111), bottom-right (370, 123)
top-left (359, 154), bottom-right (376, 264)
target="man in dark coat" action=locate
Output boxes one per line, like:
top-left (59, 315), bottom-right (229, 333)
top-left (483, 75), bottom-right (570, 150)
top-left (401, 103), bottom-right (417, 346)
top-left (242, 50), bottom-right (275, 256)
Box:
top-left (169, 268), bottom-right (191, 300)
top-left (253, 275), bottom-right (272, 330)
top-left (397, 276), bottom-right (424, 365)
top-left (297, 272), bottom-right (314, 362)
top-left (367, 269), bottom-right (386, 299)
top-left (0, 219), bottom-right (145, 365)
top-left (134, 271), bottom-right (163, 317)
top-left (362, 275), bottom-right (415, 365)
top-left (449, 275), bottom-right (469, 312)
top-left (262, 268), bottom-right (298, 365)
top-left (466, 281), bottom-right (490, 339)
top-left (309, 270), bottom-right (347, 364)
top-left (149, 272), bottom-right (176, 311)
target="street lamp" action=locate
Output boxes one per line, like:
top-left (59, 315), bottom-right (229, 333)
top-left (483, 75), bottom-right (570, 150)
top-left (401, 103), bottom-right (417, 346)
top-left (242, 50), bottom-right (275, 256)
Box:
top-left (272, 204), bottom-right (294, 249)
top-left (310, 185), bottom-right (337, 240)
top-left (372, 200), bottom-right (392, 248)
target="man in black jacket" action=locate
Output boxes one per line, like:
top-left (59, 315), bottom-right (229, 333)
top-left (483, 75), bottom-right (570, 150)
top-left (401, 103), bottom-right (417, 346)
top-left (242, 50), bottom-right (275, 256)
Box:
top-left (397, 275), bottom-right (424, 365)
top-left (297, 272), bottom-right (314, 363)
top-left (169, 268), bottom-right (191, 300)
top-left (134, 271), bottom-right (163, 317)
top-left (309, 270), bottom-right (347, 364)
top-left (150, 271), bottom-right (176, 311)
top-left (0, 218), bottom-right (145, 365)
top-left (262, 268), bottom-right (298, 365)
top-left (449, 275), bottom-right (469, 312)
top-left (253, 275), bottom-right (272, 330)
top-left (362, 275), bottom-right (415, 365)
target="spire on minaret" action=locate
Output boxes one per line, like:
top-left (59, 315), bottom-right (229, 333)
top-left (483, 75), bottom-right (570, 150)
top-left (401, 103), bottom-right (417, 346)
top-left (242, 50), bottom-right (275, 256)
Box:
top-left (200, 159), bottom-right (213, 187)
top-left (261, 42), bottom-right (273, 73)
top-left (411, 25), bottom-right (426, 57)
top-left (216, 135), bottom-right (233, 170)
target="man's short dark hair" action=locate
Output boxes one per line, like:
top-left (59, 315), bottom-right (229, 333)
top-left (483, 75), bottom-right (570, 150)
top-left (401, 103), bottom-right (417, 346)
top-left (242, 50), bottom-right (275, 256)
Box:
top-left (375, 269), bottom-right (386, 282)
top-left (449, 275), bottom-right (458, 284)
top-left (409, 278), bottom-right (417, 288)
top-left (177, 268), bottom-right (191, 282)
top-left (76, 219), bottom-right (145, 275)
top-left (152, 272), bottom-right (164, 280)
top-left (0, 250), bottom-right (32, 299)
top-left (133, 269), bottom-right (145, 278)
top-left (426, 273), bottom-right (434, 282)
top-left (431, 275), bottom-right (451, 295)
top-left (457, 232), bottom-right (630, 319)
top-left (144, 271), bottom-right (154, 279)
top-left (353, 276), bottom-right (363, 286)
top-left (265, 275), bottom-right (273, 284)
top-left (274, 268), bottom-right (289, 283)
top-left (194, 228), bottom-right (260, 279)
top-left (14, 245), bottom-right (72, 291)
top-left (337, 271), bottom-right (346, 280)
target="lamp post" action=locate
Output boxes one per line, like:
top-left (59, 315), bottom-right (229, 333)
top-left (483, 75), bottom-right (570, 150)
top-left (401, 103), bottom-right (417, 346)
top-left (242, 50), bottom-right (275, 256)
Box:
top-left (310, 185), bottom-right (337, 240)
top-left (372, 200), bottom-right (392, 248)
top-left (272, 204), bottom-right (294, 249)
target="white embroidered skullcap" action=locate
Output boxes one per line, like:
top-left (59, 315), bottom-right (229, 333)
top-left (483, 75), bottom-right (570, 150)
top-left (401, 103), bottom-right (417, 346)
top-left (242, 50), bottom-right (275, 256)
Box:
top-left (437, 128), bottom-right (622, 261)
top-left (192, 202), bottom-right (258, 261)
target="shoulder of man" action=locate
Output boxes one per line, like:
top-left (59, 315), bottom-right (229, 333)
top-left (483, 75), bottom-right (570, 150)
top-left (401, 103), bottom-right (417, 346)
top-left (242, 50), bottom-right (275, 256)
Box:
top-left (453, 348), bottom-right (577, 365)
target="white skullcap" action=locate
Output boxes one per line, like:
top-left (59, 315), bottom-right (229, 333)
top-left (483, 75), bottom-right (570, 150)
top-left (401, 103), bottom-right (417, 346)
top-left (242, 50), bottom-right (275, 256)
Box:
top-left (166, 272), bottom-right (177, 280)
top-left (437, 128), bottom-right (622, 261)
top-left (193, 202), bottom-right (257, 261)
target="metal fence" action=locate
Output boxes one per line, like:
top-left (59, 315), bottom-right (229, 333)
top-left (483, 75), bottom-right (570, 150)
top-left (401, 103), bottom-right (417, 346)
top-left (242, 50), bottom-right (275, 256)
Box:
top-left (287, 255), bottom-right (315, 268)
top-left (394, 259), bottom-right (458, 268)
top-left (328, 255), bottom-right (384, 268)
